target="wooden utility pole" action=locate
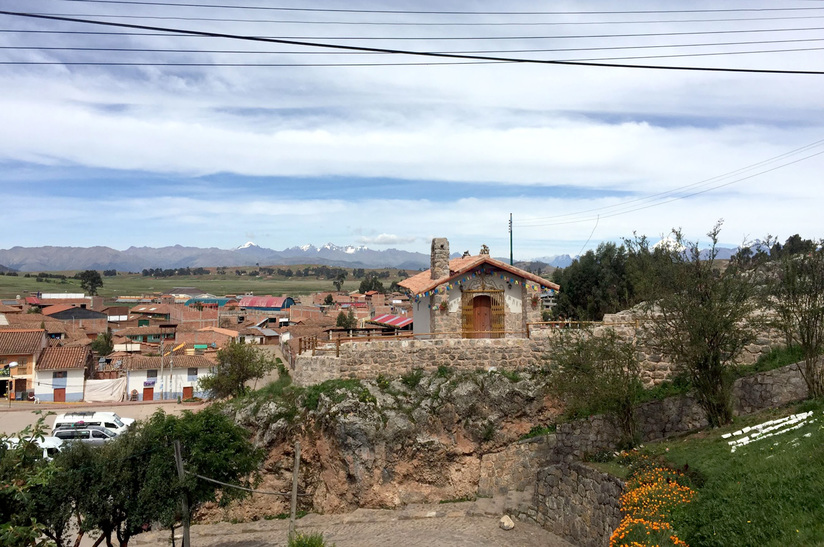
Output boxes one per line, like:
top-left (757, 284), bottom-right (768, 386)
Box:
top-left (289, 441), bottom-right (301, 537)
top-left (173, 440), bottom-right (191, 547)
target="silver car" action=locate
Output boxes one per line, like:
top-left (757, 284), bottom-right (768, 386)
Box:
top-left (53, 425), bottom-right (117, 446)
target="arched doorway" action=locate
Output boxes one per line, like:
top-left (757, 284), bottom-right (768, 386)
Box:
top-left (473, 295), bottom-right (492, 338)
top-left (461, 290), bottom-right (505, 338)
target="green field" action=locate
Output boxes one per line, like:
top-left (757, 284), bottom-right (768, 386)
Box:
top-left (636, 399), bottom-right (824, 546)
top-left (0, 267), bottom-right (412, 301)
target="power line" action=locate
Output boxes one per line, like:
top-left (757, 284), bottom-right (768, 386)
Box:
top-left (45, 1), bottom-right (824, 16)
top-left (22, 11), bottom-right (824, 26)
top-left (517, 149), bottom-right (824, 228)
top-left (2, 10), bottom-right (824, 74)
top-left (187, 470), bottom-right (309, 497)
top-left (517, 138), bottom-right (824, 226)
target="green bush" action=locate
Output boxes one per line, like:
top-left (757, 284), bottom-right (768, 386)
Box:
top-left (735, 345), bottom-right (804, 377)
top-left (289, 531), bottom-right (333, 547)
top-left (400, 368), bottom-right (424, 389)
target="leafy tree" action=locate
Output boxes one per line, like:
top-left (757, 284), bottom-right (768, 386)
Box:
top-left (332, 272), bottom-right (346, 292)
top-left (91, 329), bottom-right (114, 356)
top-left (358, 275), bottom-right (385, 294)
top-left (549, 328), bottom-right (644, 448)
top-left (76, 270), bottom-right (103, 296)
top-left (323, 294), bottom-right (334, 305)
top-left (0, 415), bottom-right (59, 547)
top-left (630, 223), bottom-right (759, 427)
top-left (336, 309), bottom-right (357, 329)
top-left (767, 240), bottom-right (824, 398)
top-left (37, 408), bottom-right (263, 547)
top-left (550, 242), bottom-right (635, 321)
top-left (198, 340), bottom-right (277, 399)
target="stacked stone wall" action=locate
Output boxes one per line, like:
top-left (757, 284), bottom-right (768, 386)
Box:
top-left (512, 462), bottom-right (623, 547)
top-left (477, 435), bottom-right (556, 497)
top-left (550, 360), bottom-right (810, 462)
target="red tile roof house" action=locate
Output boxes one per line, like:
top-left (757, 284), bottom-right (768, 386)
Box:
top-left (0, 329), bottom-right (48, 400)
top-left (34, 346), bottom-right (94, 403)
top-left (398, 238), bottom-right (560, 339)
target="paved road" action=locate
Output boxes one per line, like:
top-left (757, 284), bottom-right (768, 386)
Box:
top-left (0, 399), bottom-right (200, 435)
top-left (130, 503), bottom-right (574, 547)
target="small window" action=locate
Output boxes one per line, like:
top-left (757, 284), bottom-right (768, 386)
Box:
top-left (92, 430), bottom-right (107, 439)
top-left (146, 370), bottom-right (158, 378)
top-left (105, 422), bottom-right (117, 429)
top-left (187, 368), bottom-right (198, 377)
top-left (52, 371), bottom-right (67, 379)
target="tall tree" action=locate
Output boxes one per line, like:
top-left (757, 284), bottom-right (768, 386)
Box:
top-left (630, 222), bottom-right (759, 427)
top-left (198, 340), bottom-right (277, 399)
top-left (549, 328), bottom-right (644, 448)
top-left (76, 270), bottom-right (103, 296)
top-left (767, 239), bottom-right (824, 398)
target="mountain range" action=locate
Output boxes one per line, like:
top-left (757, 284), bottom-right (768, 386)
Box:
top-left (0, 243), bottom-right (580, 273)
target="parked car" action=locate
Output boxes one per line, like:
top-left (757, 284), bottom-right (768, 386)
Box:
top-left (53, 425), bottom-right (117, 446)
top-left (53, 411), bottom-right (134, 436)
top-left (4, 436), bottom-right (64, 460)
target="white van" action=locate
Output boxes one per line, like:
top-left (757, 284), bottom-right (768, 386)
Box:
top-left (5, 436), bottom-right (64, 460)
top-left (53, 411), bottom-right (135, 436)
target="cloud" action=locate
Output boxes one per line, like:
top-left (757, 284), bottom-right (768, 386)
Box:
top-left (357, 234), bottom-right (419, 246)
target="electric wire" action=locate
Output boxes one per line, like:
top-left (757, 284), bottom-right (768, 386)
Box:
top-left (22, 11), bottom-right (824, 26)
top-left (187, 471), bottom-right (310, 497)
top-left (43, 1), bottom-right (824, 16)
top-left (2, 10), bottom-right (824, 74)
top-left (517, 138), bottom-right (824, 226)
top-left (517, 149), bottom-right (824, 228)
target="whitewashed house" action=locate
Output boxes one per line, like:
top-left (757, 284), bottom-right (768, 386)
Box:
top-left (34, 346), bottom-right (93, 402)
top-left (123, 354), bottom-right (214, 401)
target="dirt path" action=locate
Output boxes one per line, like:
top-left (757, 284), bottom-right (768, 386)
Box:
top-left (130, 502), bottom-right (574, 547)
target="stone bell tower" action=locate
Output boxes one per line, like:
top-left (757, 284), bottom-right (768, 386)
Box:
top-left (430, 238), bottom-right (452, 335)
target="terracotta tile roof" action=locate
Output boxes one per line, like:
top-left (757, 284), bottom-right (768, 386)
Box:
top-left (116, 326), bottom-right (176, 337)
top-left (198, 326), bottom-right (239, 337)
top-left (0, 304), bottom-right (21, 313)
top-left (398, 254), bottom-right (560, 295)
top-left (130, 304), bottom-right (174, 315)
top-left (3, 314), bottom-right (68, 334)
top-left (41, 304), bottom-right (79, 316)
top-left (36, 346), bottom-right (91, 370)
top-left (123, 354), bottom-right (215, 371)
top-left (0, 329), bottom-right (46, 355)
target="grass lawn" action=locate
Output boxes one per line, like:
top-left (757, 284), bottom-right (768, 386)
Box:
top-left (639, 399), bottom-right (824, 546)
top-left (0, 268), bottom-right (410, 300)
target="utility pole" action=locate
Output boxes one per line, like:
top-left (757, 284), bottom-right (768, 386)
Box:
top-left (509, 213), bottom-right (514, 266)
top-left (173, 440), bottom-right (191, 547)
top-left (289, 440), bottom-right (301, 538)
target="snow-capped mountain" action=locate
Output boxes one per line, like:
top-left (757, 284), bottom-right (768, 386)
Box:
top-left (235, 241), bottom-right (260, 250)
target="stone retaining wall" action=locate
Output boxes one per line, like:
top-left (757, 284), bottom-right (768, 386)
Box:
top-left (513, 462), bottom-right (623, 547)
top-left (551, 360), bottom-right (810, 462)
top-left (477, 435), bottom-right (556, 497)
top-left (293, 337), bottom-right (551, 386)
top-left (293, 320), bottom-right (781, 388)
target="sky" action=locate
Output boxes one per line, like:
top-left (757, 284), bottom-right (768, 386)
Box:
top-left (1, 0), bottom-right (823, 260)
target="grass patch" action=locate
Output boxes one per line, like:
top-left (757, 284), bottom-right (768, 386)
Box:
top-left (288, 531), bottom-right (333, 547)
top-left (439, 495), bottom-right (476, 504)
top-left (264, 510), bottom-right (308, 520)
top-left (519, 423), bottom-right (556, 440)
top-left (636, 374), bottom-right (693, 404)
top-left (301, 379), bottom-right (369, 411)
top-left (499, 369), bottom-right (522, 382)
top-left (735, 344), bottom-right (804, 377)
top-left (638, 399), bottom-right (824, 546)
top-left (400, 368), bottom-right (424, 389)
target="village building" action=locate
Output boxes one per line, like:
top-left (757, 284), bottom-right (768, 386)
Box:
top-left (33, 346), bottom-right (94, 403)
top-left (399, 238), bottom-right (559, 339)
top-left (122, 354), bottom-right (214, 402)
top-left (0, 329), bottom-right (48, 399)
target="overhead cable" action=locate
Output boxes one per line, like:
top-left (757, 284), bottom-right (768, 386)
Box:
top-left (2, 10), bottom-right (824, 74)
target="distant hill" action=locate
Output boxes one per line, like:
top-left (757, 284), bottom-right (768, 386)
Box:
top-left (0, 264), bottom-right (14, 273)
top-left (0, 243), bottom-right (433, 272)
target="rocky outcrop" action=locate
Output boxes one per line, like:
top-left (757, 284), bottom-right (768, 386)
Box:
top-left (199, 369), bottom-right (561, 522)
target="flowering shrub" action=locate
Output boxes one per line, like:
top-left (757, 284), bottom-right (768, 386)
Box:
top-left (610, 451), bottom-right (694, 547)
